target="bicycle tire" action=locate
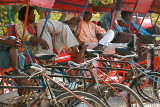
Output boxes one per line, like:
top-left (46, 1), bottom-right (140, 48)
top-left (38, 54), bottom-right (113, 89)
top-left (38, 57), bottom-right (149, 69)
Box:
top-left (98, 83), bottom-right (144, 107)
top-left (130, 72), bottom-right (160, 104)
top-left (52, 91), bottom-right (106, 107)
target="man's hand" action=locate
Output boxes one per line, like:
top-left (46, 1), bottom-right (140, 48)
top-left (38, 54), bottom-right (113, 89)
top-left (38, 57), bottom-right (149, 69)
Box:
top-left (37, 38), bottom-right (49, 50)
top-left (6, 38), bottom-right (21, 48)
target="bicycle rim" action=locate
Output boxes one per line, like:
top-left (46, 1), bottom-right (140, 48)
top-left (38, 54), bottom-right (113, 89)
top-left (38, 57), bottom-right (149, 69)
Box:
top-left (98, 83), bottom-right (144, 107)
top-left (52, 91), bottom-right (106, 107)
top-left (130, 72), bottom-right (160, 105)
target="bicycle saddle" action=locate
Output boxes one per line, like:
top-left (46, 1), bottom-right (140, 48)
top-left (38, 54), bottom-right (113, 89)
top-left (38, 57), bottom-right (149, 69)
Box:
top-left (34, 54), bottom-right (57, 60)
top-left (85, 49), bottom-right (103, 55)
top-left (115, 34), bottom-right (137, 55)
top-left (85, 49), bottom-right (103, 58)
top-left (115, 47), bottom-right (133, 55)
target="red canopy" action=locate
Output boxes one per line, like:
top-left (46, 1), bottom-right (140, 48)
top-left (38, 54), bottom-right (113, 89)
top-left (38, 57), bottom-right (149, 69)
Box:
top-left (148, 0), bottom-right (160, 14)
top-left (120, 0), bottom-right (153, 14)
top-left (72, 0), bottom-right (154, 14)
top-left (0, 0), bottom-right (88, 13)
top-left (53, 0), bottom-right (87, 13)
top-left (89, 2), bottom-right (114, 13)
top-left (0, 0), bottom-right (159, 14)
top-left (0, 0), bottom-right (56, 9)
top-left (0, 0), bottom-right (28, 4)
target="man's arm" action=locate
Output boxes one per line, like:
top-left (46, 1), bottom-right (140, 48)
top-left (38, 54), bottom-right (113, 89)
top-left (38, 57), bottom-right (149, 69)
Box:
top-left (0, 38), bottom-right (21, 48)
top-left (29, 36), bottom-right (49, 50)
top-left (94, 23), bottom-right (106, 41)
top-left (0, 39), bottom-right (6, 44)
top-left (16, 22), bottom-right (49, 50)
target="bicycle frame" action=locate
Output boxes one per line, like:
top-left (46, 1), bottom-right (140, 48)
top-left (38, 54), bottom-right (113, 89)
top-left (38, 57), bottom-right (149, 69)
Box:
top-left (0, 68), bottom-right (94, 106)
top-left (0, 67), bottom-right (14, 94)
top-left (97, 52), bottom-right (160, 88)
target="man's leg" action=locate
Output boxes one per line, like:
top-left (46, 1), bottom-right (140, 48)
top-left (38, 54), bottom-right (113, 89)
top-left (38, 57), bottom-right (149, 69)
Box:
top-left (146, 25), bottom-right (160, 35)
top-left (93, 30), bottom-right (114, 50)
top-left (112, 32), bottom-right (133, 43)
top-left (9, 47), bottom-right (27, 96)
top-left (70, 45), bottom-right (88, 62)
top-left (53, 24), bottom-right (87, 62)
top-left (99, 30), bottom-right (115, 46)
top-left (9, 47), bottom-right (27, 75)
top-left (37, 20), bottom-right (87, 62)
top-left (9, 47), bottom-right (18, 71)
top-left (104, 43), bottom-right (128, 54)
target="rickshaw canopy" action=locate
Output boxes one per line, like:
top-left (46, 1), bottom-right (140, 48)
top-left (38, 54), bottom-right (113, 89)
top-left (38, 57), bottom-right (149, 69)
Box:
top-left (120, 0), bottom-right (153, 14)
top-left (0, 0), bottom-right (158, 14)
top-left (0, 0), bottom-right (88, 13)
top-left (148, 0), bottom-right (160, 14)
top-left (0, 0), bottom-right (56, 9)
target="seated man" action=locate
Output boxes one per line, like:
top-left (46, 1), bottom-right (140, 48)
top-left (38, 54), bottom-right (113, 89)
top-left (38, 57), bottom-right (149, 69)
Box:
top-left (16, 6), bottom-right (87, 62)
top-left (99, 12), bottom-right (133, 43)
top-left (120, 11), bottom-right (160, 36)
top-left (100, 13), bottom-right (124, 33)
top-left (120, 11), bottom-right (160, 62)
top-left (0, 36), bottom-right (26, 75)
top-left (120, 11), bottom-right (160, 45)
top-left (65, 7), bottom-right (130, 54)
top-left (0, 36), bottom-right (27, 95)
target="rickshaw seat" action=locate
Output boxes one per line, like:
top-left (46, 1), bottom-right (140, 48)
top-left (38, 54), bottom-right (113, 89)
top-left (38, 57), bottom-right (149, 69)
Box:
top-left (136, 18), bottom-right (152, 29)
top-left (6, 24), bottom-right (17, 37)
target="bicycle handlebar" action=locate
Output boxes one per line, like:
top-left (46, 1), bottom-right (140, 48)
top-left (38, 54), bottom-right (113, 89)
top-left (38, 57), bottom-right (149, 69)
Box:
top-left (28, 53), bottom-right (99, 79)
top-left (68, 53), bottom-right (99, 67)
top-left (141, 44), bottom-right (160, 50)
top-left (28, 66), bottom-right (45, 80)
top-left (112, 51), bottom-right (138, 59)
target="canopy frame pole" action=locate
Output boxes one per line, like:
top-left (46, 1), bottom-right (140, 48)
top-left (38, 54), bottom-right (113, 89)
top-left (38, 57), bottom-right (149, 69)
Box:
top-left (154, 14), bottom-right (160, 25)
top-left (110, 11), bottom-right (118, 30)
top-left (39, 9), bottom-right (52, 38)
top-left (7, 5), bottom-right (12, 36)
top-left (150, 13), bottom-right (153, 25)
top-left (21, 0), bottom-right (30, 52)
top-left (137, 13), bottom-right (146, 33)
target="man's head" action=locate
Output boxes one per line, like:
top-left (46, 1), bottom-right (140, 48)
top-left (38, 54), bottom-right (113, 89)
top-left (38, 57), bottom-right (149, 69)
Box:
top-left (121, 11), bottom-right (132, 22)
top-left (83, 7), bottom-right (93, 22)
top-left (18, 6), bottom-right (35, 23)
top-left (83, 12), bottom-right (92, 22)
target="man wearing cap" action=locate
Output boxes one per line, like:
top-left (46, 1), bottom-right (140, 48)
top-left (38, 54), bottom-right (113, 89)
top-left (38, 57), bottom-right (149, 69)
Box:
top-left (66, 7), bottom-right (128, 54)
top-left (16, 6), bottom-right (87, 62)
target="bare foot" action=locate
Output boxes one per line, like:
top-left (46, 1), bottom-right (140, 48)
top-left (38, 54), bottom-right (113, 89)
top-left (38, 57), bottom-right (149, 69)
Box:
top-left (76, 45), bottom-right (88, 62)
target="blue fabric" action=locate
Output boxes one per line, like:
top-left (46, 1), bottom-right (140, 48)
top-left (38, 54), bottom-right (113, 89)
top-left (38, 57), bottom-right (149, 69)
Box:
top-left (100, 13), bottom-right (124, 33)
top-left (0, 36), bottom-right (26, 69)
top-left (122, 20), bottom-right (151, 36)
top-left (0, 51), bottom-right (11, 69)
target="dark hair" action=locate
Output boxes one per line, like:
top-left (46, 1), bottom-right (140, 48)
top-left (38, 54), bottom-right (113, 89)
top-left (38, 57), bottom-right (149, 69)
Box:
top-left (121, 11), bottom-right (132, 19)
top-left (18, 6), bottom-right (35, 21)
top-left (84, 12), bottom-right (91, 14)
